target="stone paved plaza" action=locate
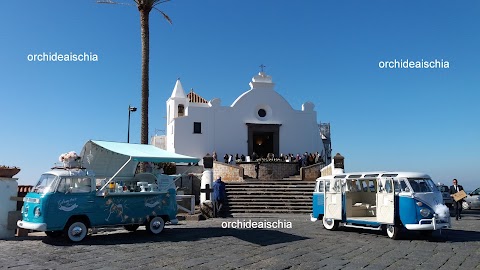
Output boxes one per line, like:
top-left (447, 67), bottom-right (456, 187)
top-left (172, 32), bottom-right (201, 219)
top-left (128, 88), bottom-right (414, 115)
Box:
top-left (1, 210), bottom-right (480, 270)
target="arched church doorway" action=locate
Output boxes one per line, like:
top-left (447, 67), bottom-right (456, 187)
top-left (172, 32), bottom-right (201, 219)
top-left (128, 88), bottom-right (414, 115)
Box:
top-left (247, 123), bottom-right (280, 158)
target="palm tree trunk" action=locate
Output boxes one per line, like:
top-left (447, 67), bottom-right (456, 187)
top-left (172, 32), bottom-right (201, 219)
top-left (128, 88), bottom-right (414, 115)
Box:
top-left (139, 6), bottom-right (151, 145)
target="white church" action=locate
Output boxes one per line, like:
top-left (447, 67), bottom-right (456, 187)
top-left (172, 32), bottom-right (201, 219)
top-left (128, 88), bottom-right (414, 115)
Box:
top-left (153, 70), bottom-right (332, 163)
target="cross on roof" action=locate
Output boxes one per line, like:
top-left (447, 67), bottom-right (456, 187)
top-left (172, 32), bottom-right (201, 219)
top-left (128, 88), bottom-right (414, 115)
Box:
top-left (200, 184), bottom-right (213, 201)
top-left (259, 64), bottom-right (266, 72)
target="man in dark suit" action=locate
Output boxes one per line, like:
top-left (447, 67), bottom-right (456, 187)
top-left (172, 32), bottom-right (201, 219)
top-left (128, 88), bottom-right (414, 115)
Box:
top-left (450, 178), bottom-right (464, 220)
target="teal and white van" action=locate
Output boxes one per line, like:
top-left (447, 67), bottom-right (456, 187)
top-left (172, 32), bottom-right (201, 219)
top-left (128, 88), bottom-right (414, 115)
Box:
top-left (17, 140), bottom-right (199, 242)
top-left (311, 172), bottom-right (451, 239)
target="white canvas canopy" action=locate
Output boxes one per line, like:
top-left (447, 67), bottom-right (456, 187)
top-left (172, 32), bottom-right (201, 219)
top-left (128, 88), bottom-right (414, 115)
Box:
top-left (80, 140), bottom-right (200, 179)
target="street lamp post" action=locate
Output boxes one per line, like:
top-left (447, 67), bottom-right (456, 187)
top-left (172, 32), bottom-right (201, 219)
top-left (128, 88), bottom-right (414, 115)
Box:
top-left (128, 105), bottom-right (137, 143)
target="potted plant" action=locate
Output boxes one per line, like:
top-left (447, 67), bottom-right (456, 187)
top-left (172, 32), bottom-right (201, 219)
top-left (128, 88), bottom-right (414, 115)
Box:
top-left (0, 165), bottom-right (21, 178)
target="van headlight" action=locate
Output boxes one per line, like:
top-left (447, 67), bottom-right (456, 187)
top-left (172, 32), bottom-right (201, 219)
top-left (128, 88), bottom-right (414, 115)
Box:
top-left (34, 206), bottom-right (41, 217)
top-left (420, 208), bottom-right (431, 218)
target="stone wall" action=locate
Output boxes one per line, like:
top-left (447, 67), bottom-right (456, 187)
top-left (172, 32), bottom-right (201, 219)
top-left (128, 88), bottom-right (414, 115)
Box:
top-left (213, 162), bottom-right (244, 182)
top-left (239, 162), bottom-right (298, 180)
top-left (300, 163), bottom-right (325, 181)
top-left (321, 163), bottom-right (333, 177)
top-left (176, 165), bottom-right (204, 175)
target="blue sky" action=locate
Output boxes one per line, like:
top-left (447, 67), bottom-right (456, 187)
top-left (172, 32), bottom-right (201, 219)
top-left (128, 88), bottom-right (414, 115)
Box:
top-left (1, 0), bottom-right (479, 190)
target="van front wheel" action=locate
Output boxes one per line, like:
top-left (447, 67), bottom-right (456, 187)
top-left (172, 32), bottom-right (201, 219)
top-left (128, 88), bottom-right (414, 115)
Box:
top-left (322, 217), bottom-right (339, 231)
top-left (65, 221), bottom-right (88, 242)
top-left (146, 217), bottom-right (165, 235)
top-left (386, 225), bottom-right (400, 240)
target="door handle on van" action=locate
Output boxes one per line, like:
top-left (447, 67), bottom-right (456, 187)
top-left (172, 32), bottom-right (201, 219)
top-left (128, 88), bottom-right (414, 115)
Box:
top-left (87, 200), bottom-right (95, 203)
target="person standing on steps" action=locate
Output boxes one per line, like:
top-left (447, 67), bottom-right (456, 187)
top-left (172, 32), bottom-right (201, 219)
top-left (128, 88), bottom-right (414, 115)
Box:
top-left (255, 161), bottom-right (261, 179)
top-left (213, 177), bottom-right (226, 218)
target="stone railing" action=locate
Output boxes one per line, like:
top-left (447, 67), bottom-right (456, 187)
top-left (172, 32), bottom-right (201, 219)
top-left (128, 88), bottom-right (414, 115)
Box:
top-left (213, 161), bottom-right (244, 182)
top-left (238, 162), bottom-right (297, 180)
top-left (320, 163), bottom-right (334, 177)
top-left (300, 163), bottom-right (326, 181)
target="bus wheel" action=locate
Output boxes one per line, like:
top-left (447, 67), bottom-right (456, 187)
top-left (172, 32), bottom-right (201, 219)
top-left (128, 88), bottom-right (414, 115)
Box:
top-left (124, 224), bottom-right (140, 232)
top-left (45, 231), bottom-right (63, 238)
top-left (65, 221), bottom-right (88, 242)
top-left (146, 216), bottom-right (165, 235)
top-left (386, 225), bottom-right (400, 240)
top-left (322, 217), bottom-right (338, 230)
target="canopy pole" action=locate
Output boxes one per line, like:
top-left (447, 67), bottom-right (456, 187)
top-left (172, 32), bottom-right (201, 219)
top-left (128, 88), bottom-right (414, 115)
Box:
top-left (98, 156), bottom-right (133, 192)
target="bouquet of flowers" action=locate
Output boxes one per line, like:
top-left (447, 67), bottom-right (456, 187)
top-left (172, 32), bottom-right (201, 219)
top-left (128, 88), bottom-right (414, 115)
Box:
top-left (59, 151), bottom-right (81, 167)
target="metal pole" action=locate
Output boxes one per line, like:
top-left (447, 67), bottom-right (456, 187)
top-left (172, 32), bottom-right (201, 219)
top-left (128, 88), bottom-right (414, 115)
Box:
top-left (128, 106), bottom-right (131, 143)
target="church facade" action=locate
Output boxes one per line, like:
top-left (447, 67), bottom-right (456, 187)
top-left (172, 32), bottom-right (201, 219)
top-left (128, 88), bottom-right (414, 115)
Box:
top-left (158, 71), bottom-right (331, 163)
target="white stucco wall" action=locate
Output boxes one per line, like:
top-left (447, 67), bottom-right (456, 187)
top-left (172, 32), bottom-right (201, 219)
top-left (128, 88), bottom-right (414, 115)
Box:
top-left (165, 72), bottom-right (325, 160)
top-left (0, 178), bottom-right (18, 239)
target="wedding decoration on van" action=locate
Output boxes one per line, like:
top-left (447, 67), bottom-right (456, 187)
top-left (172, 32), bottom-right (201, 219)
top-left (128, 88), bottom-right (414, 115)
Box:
top-left (59, 151), bottom-right (81, 168)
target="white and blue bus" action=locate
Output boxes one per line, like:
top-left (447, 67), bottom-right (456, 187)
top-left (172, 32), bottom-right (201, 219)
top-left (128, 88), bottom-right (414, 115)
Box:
top-left (311, 172), bottom-right (451, 239)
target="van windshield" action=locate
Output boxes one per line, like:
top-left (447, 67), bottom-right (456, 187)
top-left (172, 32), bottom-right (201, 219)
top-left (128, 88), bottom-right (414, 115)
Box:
top-left (407, 178), bottom-right (438, 193)
top-left (33, 174), bottom-right (59, 194)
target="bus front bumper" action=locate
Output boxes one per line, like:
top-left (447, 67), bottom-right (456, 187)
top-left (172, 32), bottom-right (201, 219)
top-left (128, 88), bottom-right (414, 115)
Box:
top-left (404, 217), bottom-right (451, 231)
top-left (17, 220), bottom-right (47, 231)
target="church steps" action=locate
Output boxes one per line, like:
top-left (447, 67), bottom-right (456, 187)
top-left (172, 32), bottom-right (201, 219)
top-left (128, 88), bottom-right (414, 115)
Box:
top-left (226, 190), bottom-right (314, 194)
top-left (227, 202), bottom-right (311, 206)
top-left (226, 186), bottom-right (314, 189)
top-left (228, 208), bottom-right (312, 213)
top-left (227, 181), bottom-right (315, 185)
top-left (226, 185), bottom-right (314, 189)
top-left (227, 195), bottom-right (312, 199)
top-left (227, 195), bottom-right (312, 200)
top-left (228, 209), bottom-right (312, 213)
top-left (228, 205), bottom-right (312, 209)
top-left (224, 181), bottom-right (315, 214)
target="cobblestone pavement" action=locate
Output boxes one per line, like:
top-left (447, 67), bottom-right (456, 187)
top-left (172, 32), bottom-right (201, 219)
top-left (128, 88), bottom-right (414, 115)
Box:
top-left (2, 210), bottom-right (480, 270)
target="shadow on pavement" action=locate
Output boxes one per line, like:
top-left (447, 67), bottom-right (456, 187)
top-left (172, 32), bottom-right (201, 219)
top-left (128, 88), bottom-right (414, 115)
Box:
top-left (336, 226), bottom-right (480, 243)
top-left (6, 227), bottom-right (309, 247)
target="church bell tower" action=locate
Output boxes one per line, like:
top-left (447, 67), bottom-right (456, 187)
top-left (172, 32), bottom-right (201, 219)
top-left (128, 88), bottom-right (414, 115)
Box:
top-left (167, 78), bottom-right (189, 123)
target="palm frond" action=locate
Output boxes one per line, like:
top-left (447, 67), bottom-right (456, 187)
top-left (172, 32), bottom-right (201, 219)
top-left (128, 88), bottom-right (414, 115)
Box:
top-left (153, 0), bottom-right (171, 6)
top-left (153, 7), bottom-right (173, 24)
top-left (97, 0), bottom-right (134, 6)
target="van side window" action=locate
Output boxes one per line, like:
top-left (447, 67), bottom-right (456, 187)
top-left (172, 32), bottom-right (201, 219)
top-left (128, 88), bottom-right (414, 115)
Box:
top-left (384, 180), bottom-right (393, 193)
top-left (57, 177), bottom-right (91, 193)
top-left (318, 181), bottom-right (324, 192)
top-left (347, 180), bottom-right (359, 192)
top-left (332, 180), bottom-right (341, 192)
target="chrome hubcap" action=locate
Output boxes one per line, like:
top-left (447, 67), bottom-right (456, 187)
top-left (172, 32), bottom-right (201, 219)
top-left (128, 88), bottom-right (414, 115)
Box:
top-left (72, 226), bottom-right (83, 236)
top-left (152, 220), bottom-right (162, 230)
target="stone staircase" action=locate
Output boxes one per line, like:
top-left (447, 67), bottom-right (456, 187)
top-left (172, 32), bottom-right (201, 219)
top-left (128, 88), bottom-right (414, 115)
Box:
top-left (225, 180), bottom-right (316, 214)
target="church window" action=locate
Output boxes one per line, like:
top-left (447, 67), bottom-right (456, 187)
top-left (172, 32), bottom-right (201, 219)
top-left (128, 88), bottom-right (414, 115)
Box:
top-left (193, 122), bottom-right (202, 134)
top-left (178, 104), bottom-right (185, 117)
top-left (258, 109), bottom-right (267, 118)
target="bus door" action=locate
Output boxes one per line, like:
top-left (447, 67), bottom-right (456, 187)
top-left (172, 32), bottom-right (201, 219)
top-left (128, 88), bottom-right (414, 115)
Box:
top-left (377, 177), bottom-right (395, 224)
top-left (324, 178), bottom-right (343, 220)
